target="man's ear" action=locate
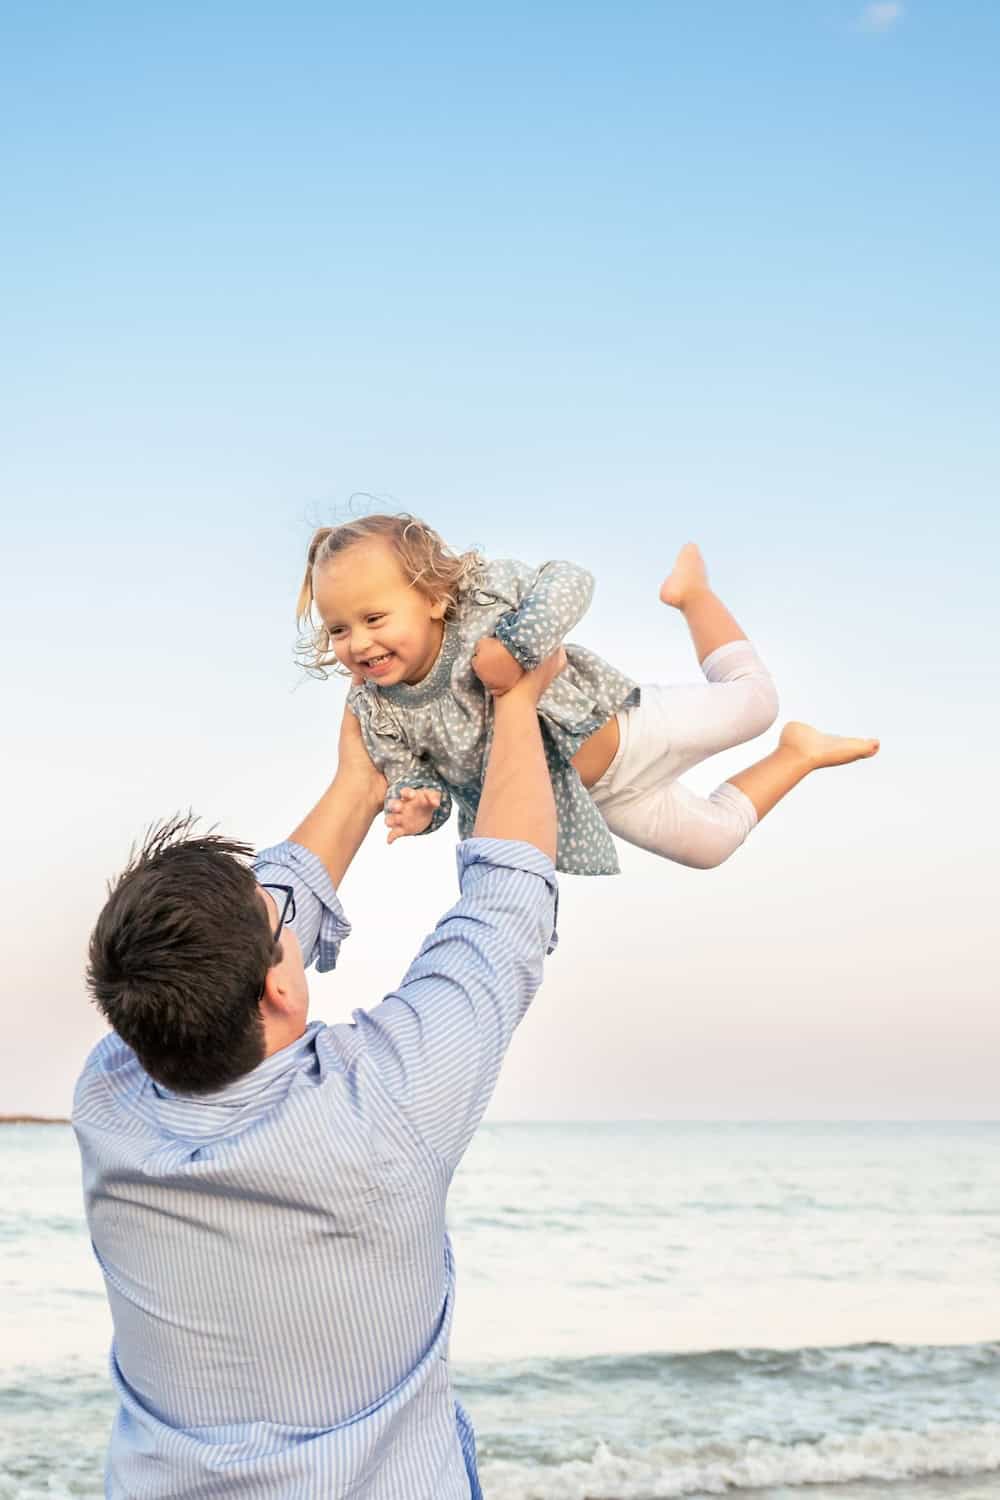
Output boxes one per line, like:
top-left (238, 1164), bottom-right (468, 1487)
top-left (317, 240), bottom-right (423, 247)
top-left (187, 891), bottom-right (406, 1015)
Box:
top-left (260, 963), bottom-right (295, 1018)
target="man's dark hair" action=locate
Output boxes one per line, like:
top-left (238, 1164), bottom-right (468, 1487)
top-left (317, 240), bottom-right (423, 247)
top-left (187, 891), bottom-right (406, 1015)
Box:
top-left (87, 815), bottom-right (280, 1093)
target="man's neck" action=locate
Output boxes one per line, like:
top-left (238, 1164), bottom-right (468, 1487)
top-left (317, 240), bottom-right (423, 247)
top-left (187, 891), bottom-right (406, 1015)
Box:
top-left (261, 1018), bottom-right (309, 1060)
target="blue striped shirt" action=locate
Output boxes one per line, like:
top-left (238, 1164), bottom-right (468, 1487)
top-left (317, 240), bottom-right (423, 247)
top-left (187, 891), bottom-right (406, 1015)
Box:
top-left (73, 836), bottom-right (558, 1499)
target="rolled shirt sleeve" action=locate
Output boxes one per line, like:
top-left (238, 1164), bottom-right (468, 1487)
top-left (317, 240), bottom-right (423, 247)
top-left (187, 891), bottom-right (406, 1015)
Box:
top-left (351, 837), bottom-right (558, 1170)
top-left (253, 840), bottom-right (351, 973)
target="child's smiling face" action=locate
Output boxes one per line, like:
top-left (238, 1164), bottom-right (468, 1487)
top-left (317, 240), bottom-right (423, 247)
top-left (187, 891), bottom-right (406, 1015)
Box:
top-left (313, 538), bottom-right (447, 686)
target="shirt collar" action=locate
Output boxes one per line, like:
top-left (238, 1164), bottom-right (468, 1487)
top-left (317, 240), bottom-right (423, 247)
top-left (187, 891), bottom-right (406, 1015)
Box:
top-left (152, 1022), bottom-right (322, 1107)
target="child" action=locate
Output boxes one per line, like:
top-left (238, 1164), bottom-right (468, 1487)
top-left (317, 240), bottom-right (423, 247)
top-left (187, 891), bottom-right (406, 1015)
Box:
top-left (296, 514), bottom-right (878, 876)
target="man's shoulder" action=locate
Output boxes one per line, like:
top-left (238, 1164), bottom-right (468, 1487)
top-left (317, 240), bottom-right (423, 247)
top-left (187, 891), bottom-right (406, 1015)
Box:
top-left (72, 1031), bottom-right (143, 1123)
top-left (77, 1029), bottom-right (137, 1082)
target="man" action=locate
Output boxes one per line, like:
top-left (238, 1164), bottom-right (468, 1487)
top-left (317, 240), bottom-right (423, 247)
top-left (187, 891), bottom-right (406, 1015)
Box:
top-left (74, 651), bottom-right (563, 1499)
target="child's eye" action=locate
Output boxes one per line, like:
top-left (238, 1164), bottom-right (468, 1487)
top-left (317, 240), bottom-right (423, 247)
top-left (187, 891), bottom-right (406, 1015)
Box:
top-left (327, 625), bottom-right (346, 637)
top-left (366, 614), bottom-right (385, 624)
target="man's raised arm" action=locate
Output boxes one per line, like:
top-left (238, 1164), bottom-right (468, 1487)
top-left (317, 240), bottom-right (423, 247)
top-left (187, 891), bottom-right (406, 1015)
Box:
top-left (253, 707), bottom-right (386, 972)
top-left (471, 649), bottom-right (561, 859)
top-left (349, 650), bottom-right (565, 1169)
top-left (287, 708), bottom-right (387, 888)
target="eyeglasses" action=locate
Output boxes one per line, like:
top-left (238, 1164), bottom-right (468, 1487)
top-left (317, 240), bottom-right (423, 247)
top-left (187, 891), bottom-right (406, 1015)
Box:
top-left (258, 883), bottom-right (296, 943)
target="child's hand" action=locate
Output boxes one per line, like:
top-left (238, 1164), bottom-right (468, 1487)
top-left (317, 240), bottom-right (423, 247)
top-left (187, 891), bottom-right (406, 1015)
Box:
top-left (472, 636), bottom-right (525, 696)
top-left (385, 786), bottom-right (442, 844)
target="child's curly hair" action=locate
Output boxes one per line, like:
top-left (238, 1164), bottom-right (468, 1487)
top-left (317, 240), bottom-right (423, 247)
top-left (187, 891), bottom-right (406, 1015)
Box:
top-left (296, 513), bottom-right (485, 677)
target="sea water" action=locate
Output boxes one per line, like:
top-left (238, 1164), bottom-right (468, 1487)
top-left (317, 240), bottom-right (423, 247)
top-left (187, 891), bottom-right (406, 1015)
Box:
top-left (2, 1122), bottom-right (999, 1499)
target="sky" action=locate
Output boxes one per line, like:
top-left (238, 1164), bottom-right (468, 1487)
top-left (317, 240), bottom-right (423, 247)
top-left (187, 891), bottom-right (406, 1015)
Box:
top-left (2, 1), bottom-right (997, 1119)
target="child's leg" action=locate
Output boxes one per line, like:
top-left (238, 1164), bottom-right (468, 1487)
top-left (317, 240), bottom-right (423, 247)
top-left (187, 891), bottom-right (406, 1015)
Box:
top-left (728, 721), bottom-right (880, 822)
top-left (573, 544), bottom-right (777, 792)
top-left (653, 640), bottom-right (780, 779)
top-left (656, 546), bottom-right (878, 823)
top-left (579, 645), bottom-right (779, 797)
top-left (659, 541), bottom-right (748, 661)
top-left (657, 543), bottom-right (780, 769)
top-left (593, 721), bottom-right (879, 868)
top-left (586, 544), bottom-right (878, 867)
top-left (596, 776), bottom-right (759, 869)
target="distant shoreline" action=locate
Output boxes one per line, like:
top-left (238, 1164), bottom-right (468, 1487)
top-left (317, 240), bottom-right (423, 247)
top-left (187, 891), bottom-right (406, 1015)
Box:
top-left (0, 1114), bottom-right (70, 1125)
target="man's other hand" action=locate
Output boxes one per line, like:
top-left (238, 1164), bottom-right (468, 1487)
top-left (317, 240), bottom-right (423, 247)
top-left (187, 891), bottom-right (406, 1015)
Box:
top-left (506, 646), bottom-right (567, 706)
top-left (338, 703), bottom-right (388, 811)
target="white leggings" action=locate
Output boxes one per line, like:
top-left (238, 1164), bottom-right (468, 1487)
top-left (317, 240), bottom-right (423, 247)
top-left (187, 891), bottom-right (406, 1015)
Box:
top-left (590, 640), bottom-right (779, 869)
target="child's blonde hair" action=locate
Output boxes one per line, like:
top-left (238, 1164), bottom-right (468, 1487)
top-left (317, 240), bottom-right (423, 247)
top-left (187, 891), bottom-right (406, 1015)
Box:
top-left (296, 513), bottom-right (485, 677)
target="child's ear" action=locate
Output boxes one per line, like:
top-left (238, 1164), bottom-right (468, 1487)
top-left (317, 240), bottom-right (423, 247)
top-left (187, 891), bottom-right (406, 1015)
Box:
top-left (429, 596), bottom-right (447, 621)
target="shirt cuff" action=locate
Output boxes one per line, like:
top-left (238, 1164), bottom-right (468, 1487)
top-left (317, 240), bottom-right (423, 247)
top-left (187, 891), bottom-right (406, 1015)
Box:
top-left (253, 840), bottom-right (351, 973)
top-left (456, 836), bottom-right (560, 954)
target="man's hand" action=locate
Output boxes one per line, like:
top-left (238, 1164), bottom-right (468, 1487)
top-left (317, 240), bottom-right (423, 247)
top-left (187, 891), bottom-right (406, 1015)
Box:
top-left (385, 786), bottom-right (442, 844)
top-left (471, 636), bottom-right (525, 696)
top-left (505, 646), bottom-right (567, 706)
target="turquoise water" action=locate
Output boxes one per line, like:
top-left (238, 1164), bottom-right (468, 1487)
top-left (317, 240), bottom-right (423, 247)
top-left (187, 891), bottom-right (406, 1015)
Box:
top-left (2, 1122), bottom-right (999, 1498)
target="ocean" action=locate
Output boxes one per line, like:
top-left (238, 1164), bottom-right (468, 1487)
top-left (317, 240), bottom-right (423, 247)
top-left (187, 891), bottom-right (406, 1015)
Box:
top-left (2, 1121), bottom-right (998, 1499)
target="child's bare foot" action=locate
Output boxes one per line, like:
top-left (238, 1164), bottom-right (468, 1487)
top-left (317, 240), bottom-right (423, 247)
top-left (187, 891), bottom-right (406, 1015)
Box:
top-left (660, 543), bottom-right (709, 608)
top-left (779, 721), bottom-right (880, 770)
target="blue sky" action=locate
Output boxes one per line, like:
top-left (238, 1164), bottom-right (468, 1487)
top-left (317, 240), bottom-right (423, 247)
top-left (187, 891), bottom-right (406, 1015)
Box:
top-left (3, 2), bottom-right (997, 1117)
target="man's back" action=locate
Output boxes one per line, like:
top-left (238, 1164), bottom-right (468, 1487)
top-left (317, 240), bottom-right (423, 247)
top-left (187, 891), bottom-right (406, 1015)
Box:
top-left (75, 1022), bottom-right (472, 1496)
